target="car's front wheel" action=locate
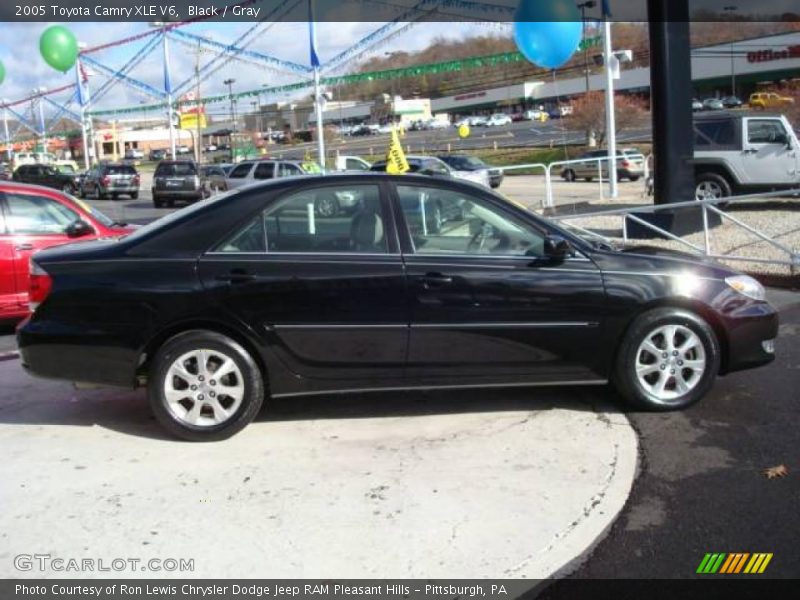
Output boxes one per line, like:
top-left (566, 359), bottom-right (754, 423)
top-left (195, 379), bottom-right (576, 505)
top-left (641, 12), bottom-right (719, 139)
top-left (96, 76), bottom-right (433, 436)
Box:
top-left (148, 330), bottom-right (265, 441)
top-left (562, 169), bottom-right (576, 182)
top-left (614, 308), bottom-right (720, 411)
top-left (695, 172), bottom-right (732, 201)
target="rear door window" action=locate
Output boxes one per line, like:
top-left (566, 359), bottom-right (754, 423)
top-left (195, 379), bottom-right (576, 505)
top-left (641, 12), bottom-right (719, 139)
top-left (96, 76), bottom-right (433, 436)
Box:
top-left (254, 163), bottom-right (275, 180)
top-left (228, 163), bottom-right (252, 179)
top-left (156, 163), bottom-right (197, 177)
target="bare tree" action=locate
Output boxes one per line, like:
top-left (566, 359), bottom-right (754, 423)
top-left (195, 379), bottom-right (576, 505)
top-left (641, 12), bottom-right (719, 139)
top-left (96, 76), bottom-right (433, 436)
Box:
top-left (568, 92), bottom-right (649, 147)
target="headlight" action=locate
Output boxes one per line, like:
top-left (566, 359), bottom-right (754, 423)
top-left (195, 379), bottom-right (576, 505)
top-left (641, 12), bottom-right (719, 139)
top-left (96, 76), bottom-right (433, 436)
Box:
top-left (725, 274), bottom-right (765, 301)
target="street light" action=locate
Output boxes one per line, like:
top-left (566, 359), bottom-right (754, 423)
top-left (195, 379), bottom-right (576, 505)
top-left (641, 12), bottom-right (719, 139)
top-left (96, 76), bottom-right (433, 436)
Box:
top-left (32, 87), bottom-right (47, 154)
top-left (224, 78), bottom-right (237, 160)
top-left (578, 1), bottom-right (597, 96)
top-left (2, 98), bottom-right (11, 161)
top-left (724, 5), bottom-right (738, 96)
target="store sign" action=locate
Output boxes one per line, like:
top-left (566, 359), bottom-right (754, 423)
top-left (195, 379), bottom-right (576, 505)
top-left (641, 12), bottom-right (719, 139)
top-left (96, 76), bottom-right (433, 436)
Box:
top-left (747, 45), bottom-right (800, 63)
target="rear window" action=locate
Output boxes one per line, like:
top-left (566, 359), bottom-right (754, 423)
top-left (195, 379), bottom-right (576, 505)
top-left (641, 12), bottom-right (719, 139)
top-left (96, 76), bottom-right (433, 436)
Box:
top-left (105, 166), bottom-right (137, 175)
top-left (155, 162), bottom-right (197, 176)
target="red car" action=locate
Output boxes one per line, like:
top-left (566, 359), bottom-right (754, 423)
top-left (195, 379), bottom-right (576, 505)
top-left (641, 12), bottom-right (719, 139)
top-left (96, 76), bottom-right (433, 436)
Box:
top-left (1, 182), bottom-right (132, 321)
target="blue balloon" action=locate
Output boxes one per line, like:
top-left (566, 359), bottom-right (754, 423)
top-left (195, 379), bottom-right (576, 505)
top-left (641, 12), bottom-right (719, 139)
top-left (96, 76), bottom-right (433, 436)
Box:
top-left (514, 0), bottom-right (583, 70)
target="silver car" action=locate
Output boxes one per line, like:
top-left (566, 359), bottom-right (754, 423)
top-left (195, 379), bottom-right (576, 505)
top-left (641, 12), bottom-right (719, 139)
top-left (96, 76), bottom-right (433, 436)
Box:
top-left (561, 148), bottom-right (645, 182)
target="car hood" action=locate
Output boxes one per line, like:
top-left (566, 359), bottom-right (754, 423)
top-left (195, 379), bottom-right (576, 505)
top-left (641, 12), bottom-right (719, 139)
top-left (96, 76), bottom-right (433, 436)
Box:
top-left (613, 244), bottom-right (732, 276)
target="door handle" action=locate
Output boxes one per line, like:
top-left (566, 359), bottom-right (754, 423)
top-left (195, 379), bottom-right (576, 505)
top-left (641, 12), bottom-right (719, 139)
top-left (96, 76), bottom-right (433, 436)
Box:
top-left (215, 272), bottom-right (256, 284)
top-left (14, 244), bottom-right (34, 251)
top-left (420, 272), bottom-right (453, 288)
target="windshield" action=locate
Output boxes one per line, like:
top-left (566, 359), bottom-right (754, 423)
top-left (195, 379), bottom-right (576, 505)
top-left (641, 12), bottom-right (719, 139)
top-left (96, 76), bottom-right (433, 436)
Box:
top-left (56, 165), bottom-right (76, 174)
top-left (300, 161), bottom-right (322, 174)
top-left (106, 166), bottom-right (137, 175)
top-left (442, 156), bottom-right (485, 170)
top-left (69, 196), bottom-right (116, 228)
top-left (156, 163), bottom-right (196, 176)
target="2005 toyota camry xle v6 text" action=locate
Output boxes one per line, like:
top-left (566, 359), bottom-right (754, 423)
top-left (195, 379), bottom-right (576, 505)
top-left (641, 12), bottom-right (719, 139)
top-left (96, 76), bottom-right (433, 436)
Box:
top-left (16, 174), bottom-right (778, 441)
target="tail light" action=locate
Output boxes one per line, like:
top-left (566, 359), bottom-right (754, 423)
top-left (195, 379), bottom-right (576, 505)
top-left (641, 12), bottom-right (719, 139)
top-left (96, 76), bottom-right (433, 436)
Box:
top-left (29, 260), bottom-right (52, 312)
top-left (101, 175), bottom-right (111, 186)
top-left (620, 160), bottom-right (630, 168)
top-left (133, 174), bottom-right (140, 185)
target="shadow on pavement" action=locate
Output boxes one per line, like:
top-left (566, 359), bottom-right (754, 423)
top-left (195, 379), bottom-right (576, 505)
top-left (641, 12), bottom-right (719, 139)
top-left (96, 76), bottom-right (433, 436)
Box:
top-left (0, 361), bottom-right (623, 441)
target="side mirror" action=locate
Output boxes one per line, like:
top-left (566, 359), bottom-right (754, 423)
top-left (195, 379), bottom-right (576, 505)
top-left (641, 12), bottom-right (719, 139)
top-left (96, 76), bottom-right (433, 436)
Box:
top-left (544, 235), bottom-right (573, 260)
top-left (65, 219), bottom-right (94, 238)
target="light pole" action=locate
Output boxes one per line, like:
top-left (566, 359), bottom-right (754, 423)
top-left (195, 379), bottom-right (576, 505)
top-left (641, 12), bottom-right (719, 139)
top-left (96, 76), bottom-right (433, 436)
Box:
top-left (151, 22), bottom-right (176, 160)
top-left (578, 1), bottom-right (596, 95)
top-left (224, 78), bottom-right (236, 161)
top-left (76, 41), bottom-right (92, 169)
top-left (724, 5), bottom-right (738, 96)
top-left (602, 20), bottom-right (618, 198)
top-left (33, 87), bottom-right (47, 154)
top-left (2, 99), bottom-right (11, 161)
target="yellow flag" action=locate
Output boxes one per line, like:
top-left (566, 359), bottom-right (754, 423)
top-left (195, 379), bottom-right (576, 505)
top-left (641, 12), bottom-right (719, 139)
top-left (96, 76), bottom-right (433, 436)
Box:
top-left (386, 126), bottom-right (410, 174)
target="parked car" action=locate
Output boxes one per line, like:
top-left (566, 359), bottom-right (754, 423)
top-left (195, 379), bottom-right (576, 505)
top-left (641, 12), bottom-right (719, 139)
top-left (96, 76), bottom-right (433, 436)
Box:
top-left (703, 98), bottom-right (725, 111)
top-left (693, 112), bottom-right (800, 200)
top-left (0, 164), bottom-right (11, 181)
top-left (201, 164), bottom-right (233, 193)
top-left (0, 181), bottom-right (132, 321)
top-left (334, 155), bottom-right (371, 172)
top-left (124, 148), bottom-right (144, 159)
top-left (152, 160), bottom-right (207, 208)
top-left (692, 98), bottom-right (704, 112)
top-left (485, 113), bottom-right (513, 127)
top-left (13, 164), bottom-right (78, 194)
top-left (749, 92), bottom-right (795, 110)
top-left (424, 119), bottom-right (451, 130)
top-left (149, 149), bottom-right (167, 161)
top-left (468, 116), bottom-right (488, 127)
top-left (80, 163), bottom-right (140, 200)
top-left (17, 173), bottom-right (778, 440)
top-left (561, 148), bottom-right (646, 182)
top-left (522, 109), bottom-right (548, 122)
top-left (721, 96), bottom-right (744, 108)
top-left (176, 145), bottom-right (192, 155)
top-left (204, 144), bottom-right (218, 152)
top-left (52, 163), bottom-right (85, 190)
top-left (225, 159), bottom-right (318, 191)
top-left (436, 154), bottom-right (497, 188)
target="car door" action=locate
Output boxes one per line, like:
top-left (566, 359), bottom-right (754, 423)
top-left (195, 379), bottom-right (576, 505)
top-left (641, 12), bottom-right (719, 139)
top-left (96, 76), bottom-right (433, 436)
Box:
top-left (0, 204), bottom-right (20, 317)
top-left (225, 162), bottom-right (254, 190)
top-left (198, 180), bottom-right (409, 385)
top-left (393, 181), bottom-right (607, 386)
top-left (1, 189), bottom-right (85, 308)
top-left (740, 118), bottom-right (798, 185)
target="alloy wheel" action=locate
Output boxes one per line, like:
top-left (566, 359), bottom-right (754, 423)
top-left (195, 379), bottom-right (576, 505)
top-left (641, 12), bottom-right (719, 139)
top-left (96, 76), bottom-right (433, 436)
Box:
top-left (696, 181), bottom-right (722, 200)
top-left (163, 349), bottom-right (244, 427)
top-left (635, 324), bottom-right (707, 404)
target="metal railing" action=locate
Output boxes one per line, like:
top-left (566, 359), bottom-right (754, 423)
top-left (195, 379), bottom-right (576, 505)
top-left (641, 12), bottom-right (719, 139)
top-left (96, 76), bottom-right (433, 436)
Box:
top-left (549, 189), bottom-right (800, 272)
top-left (497, 153), bottom-right (649, 209)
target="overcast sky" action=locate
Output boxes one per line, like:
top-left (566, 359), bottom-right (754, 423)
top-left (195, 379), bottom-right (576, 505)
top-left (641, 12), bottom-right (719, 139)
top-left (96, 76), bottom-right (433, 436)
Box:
top-left (0, 21), bottom-right (501, 120)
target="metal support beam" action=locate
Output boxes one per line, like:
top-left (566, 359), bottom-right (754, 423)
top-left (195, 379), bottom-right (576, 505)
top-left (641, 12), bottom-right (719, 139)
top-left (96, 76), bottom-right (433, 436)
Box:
top-left (648, 0), bottom-right (695, 205)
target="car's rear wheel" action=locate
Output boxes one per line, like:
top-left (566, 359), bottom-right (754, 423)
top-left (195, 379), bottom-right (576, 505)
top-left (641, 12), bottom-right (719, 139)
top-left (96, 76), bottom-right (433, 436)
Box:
top-left (130, 192), bottom-right (139, 200)
top-left (562, 169), bottom-right (576, 182)
top-left (62, 183), bottom-right (73, 194)
top-left (614, 308), bottom-right (720, 411)
top-left (111, 193), bottom-right (119, 200)
top-left (148, 331), bottom-right (264, 441)
top-left (153, 194), bottom-right (163, 208)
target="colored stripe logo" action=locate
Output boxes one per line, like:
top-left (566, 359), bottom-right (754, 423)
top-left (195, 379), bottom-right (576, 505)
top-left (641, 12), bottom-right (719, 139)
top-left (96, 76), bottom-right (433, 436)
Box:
top-left (697, 553), bottom-right (773, 574)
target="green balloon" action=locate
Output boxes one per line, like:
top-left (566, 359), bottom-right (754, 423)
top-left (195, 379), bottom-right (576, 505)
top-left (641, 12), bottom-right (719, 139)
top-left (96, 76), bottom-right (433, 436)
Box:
top-left (40, 25), bottom-right (79, 73)
top-left (0, 60), bottom-right (5, 85)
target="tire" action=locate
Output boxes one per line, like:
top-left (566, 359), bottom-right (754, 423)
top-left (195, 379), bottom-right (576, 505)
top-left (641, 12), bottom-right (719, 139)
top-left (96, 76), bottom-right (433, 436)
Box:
top-left (613, 307), bottom-right (721, 411)
top-left (148, 330), bottom-right (265, 442)
top-left (62, 183), bottom-right (73, 195)
top-left (562, 169), bottom-right (576, 182)
top-left (111, 193), bottom-right (119, 200)
top-left (628, 176), bottom-right (640, 182)
top-left (130, 192), bottom-right (139, 200)
top-left (695, 172), bottom-right (732, 201)
top-left (584, 177), bottom-right (593, 182)
top-left (98, 188), bottom-right (108, 200)
top-left (153, 194), bottom-right (164, 208)
top-left (166, 198), bottom-right (175, 208)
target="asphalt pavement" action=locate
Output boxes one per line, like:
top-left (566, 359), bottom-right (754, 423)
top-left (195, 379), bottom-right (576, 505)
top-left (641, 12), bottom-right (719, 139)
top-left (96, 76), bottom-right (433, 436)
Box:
top-left (537, 288), bottom-right (800, 588)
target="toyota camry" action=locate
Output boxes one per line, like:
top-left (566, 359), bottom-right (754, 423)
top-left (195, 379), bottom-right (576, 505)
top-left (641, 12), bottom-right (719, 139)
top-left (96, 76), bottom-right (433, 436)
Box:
top-left (17, 174), bottom-right (778, 441)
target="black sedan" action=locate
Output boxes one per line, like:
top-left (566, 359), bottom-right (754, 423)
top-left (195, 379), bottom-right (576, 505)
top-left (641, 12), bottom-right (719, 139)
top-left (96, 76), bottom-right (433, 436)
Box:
top-left (17, 174), bottom-right (778, 441)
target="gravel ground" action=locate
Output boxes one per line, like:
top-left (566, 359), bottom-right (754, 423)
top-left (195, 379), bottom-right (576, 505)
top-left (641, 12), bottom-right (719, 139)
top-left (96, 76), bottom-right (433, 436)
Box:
top-left (498, 177), bottom-right (799, 281)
